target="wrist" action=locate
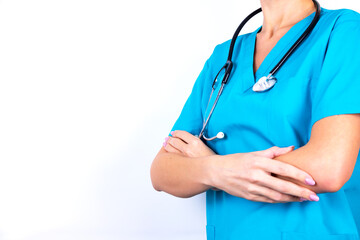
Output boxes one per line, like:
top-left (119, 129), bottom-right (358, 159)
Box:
top-left (200, 154), bottom-right (223, 189)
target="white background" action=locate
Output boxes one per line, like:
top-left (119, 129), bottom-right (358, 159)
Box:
top-left (0, 0), bottom-right (359, 239)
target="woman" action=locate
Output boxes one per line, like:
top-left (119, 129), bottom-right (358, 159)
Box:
top-left (150, 0), bottom-right (360, 239)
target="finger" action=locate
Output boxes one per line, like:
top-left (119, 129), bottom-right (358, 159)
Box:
top-left (247, 194), bottom-right (276, 203)
top-left (252, 194), bottom-right (300, 203)
top-left (261, 174), bottom-right (317, 201)
top-left (252, 146), bottom-right (294, 158)
top-left (223, 188), bottom-right (276, 203)
top-left (247, 185), bottom-right (301, 203)
top-left (171, 130), bottom-right (197, 144)
top-left (251, 146), bottom-right (279, 158)
top-left (253, 194), bottom-right (300, 203)
top-left (163, 143), bottom-right (181, 154)
top-left (273, 146), bottom-right (295, 157)
top-left (259, 158), bottom-right (316, 186)
top-left (167, 136), bottom-right (187, 153)
top-left (252, 146), bottom-right (282, 158)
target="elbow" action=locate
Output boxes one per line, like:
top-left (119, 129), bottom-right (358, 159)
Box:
top-left (305, 149), bottom-right (357, 193)
top-left (318, 177), bottom-right (344, 193)
top-left (150, 163), bottom-right (162, 192)
top-left (151, 179), bottom-right (162, 192)
top-left (314, 167), bottom-right (353, 193)
top-left (150, 165), bottom-right (194, 198)
top-left (151, 180), bottom-right (162, 193)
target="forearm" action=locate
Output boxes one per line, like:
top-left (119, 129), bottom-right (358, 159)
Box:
top-left (150, 149), bottom-right (216, 198)
top-left (273, 143), bottom-right (354, 193)
top-left (277, 114), bottom-right (360, 194)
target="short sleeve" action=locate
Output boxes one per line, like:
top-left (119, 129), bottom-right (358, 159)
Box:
top-left (310, 11), bottom-right (360, 128)
top-left (168, 51), bottom-right (215, 136)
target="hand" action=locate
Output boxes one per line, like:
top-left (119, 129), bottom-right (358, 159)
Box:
top-left (163, 130), bottom-right (216, 158)
top-left (209, 146), bottom-right (319, 203)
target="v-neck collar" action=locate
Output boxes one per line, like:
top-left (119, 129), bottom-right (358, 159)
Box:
top-left (240, 9), bottom-right (318, 93)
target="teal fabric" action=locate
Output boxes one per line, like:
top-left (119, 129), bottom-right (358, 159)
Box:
top-left (170, 8), bottom-right (360, 240)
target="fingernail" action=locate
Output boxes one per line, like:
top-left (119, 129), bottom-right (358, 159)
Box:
top-left (299, 197), bottom-right (308, 202)
top-left (170, 131), bottom-right (174, 135)
top-left (310, 194), bottom-right (320, 201)
top-left (163, 137), bottom-right (169, 147)
top-left (305, 177), bottom-right (316, 186)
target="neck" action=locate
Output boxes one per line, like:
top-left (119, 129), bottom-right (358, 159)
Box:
top-left (259, 0), bottom-right (316, 37)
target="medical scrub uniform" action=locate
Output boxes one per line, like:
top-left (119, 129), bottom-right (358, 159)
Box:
top-left (170, 7), bottom-right (360, 240)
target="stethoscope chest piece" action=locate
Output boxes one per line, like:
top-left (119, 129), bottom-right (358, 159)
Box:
top-left (252, 74), bottom-right (277, 92)
top-left (202, 131), bottom-right (225, 141)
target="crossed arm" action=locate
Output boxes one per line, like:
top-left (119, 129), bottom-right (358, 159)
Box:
top-left (273, 114), bottom-right (360, 193)
top-left (151, 114), bottom-right (360, 202)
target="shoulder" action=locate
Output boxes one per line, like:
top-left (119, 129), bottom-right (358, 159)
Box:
top-left (320, 8), bottom-right (360, 29)
top-left (321, 7), bottom-right (360, 20)
top-left (208, 32), bottom-right (254, 66)
top-left (313, 7), bottom-right (360, 48)
top-left (213, 32), bottom-right (253, 54)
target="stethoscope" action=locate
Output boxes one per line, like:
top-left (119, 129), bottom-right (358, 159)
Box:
top-left (198, 0), bottom-right (321, 141)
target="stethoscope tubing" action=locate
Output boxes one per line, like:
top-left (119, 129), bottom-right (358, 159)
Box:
top-left (227, 8), bottom-right (262, 63)
top-left (268, 0), bottom-right (321, 78)
top-left (199, 0), bottom-right (321, 141)
top-left (198, 83), bottom-right (225, 140)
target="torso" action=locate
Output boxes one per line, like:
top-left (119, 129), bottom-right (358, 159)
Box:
top-left (204, 8), bottom-right (360, 239)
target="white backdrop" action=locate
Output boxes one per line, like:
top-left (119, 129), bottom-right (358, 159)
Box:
top-left (0, 0), bottom-right (359, 239)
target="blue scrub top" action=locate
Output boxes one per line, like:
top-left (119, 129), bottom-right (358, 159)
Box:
top-left (170, 7), bottom-right (360, 240)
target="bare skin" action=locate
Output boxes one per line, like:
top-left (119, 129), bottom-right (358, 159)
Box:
top-left (152, 143), bottom-right (317, 203)
top-left (159, 114), bottom-right (360, 200)
top-left (158, 132), bottom-right (319, 203)
top-left (150, 0), bottom-right (360, 203)
top-left (254, 0), bottom-right (316, 73)
top-left (273, 114), bottom-right (360, 193)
